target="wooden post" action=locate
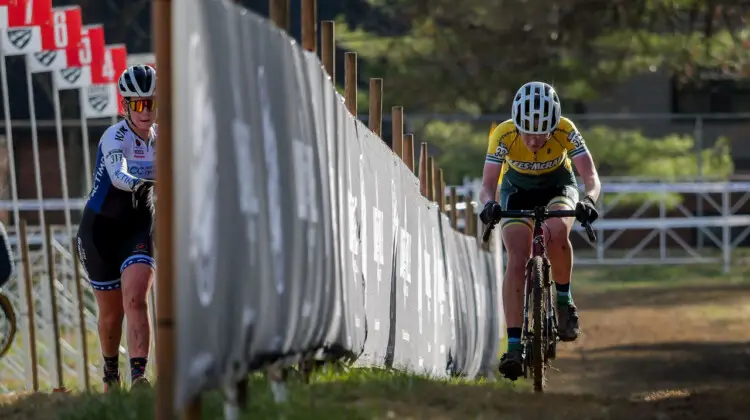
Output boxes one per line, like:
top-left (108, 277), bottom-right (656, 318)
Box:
top-left (391, 106), bottom-right (403, 158)
top-left (269, 0), bottom-right (290, 32)
top-left (45, 224), bottom-right (64, 392)
top-left (71, 237), bottom-right (90, 392)
top-left (438, 168), bottom-right (446, 211)
top-left (369, 78), bottom-right (383, 136)
top-left (154, 0), bottom-right (180, 417)
top-left (418, 142), bottom-right (428, 197)
top-left (464, 195), bottom-right (475, 236)
top-left (427, 157), bottom-right (435, 201)
top-left (321, 21), bottom-right (335, 80)
top-left (403, 134), bottom-right (414, 172)
top-left (18, 220), bottom-right (38, 391)
top-left (301, 0), bottom-right (317, 52)
top-left (449, 187), bottom-right (458, 228)
top-left (344, 52), bottom-right (357, 116)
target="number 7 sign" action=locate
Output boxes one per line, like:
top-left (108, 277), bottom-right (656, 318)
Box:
top-left (1, 0), bottom-right (50, 56)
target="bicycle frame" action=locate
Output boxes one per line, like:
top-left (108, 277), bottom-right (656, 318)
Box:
top-left (481, 205), bottom-right (596, 390)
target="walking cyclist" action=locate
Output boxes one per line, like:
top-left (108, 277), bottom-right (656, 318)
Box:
top-left (479, 81), bottom-right (601, 380)
top-left (76, 64), bottom-right (157, 391)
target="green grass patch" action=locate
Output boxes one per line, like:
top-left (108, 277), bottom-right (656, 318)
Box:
top-left (3, 368), bottom-right (531, 420)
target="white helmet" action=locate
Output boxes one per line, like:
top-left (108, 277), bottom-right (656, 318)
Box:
top-left (118, 64), bottom-right (156, 98)
top-left (511, 81), bottom-right (561, 134)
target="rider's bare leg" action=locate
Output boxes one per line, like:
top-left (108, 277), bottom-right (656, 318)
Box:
top-left (544, 202), bottom-right (575, 303)
top-left (94, 289), bottom-right (125, 381)
top-left (544, 200), bottom-right (580, 341)
top-left (501, 220), bottom-right (532, 351)
top-left (121, 262), bottom-right (155, 382)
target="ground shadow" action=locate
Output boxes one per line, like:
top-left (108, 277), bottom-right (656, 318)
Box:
top-left (577, 283), bottom-right (750, 310)
top-left (550, 341), bottom-right (750, 398)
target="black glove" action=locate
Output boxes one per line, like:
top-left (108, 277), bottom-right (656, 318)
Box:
top-left (575, 195), bottom-right (599, 224)
top-left (480, 200), bottom-right (502, 225)
top-left (132, 179), bottom-right (156, 208)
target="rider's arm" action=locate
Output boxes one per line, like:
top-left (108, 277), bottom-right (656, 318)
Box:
top-left (563, 124), bottom-right (601, 202)
top-left (100, 133), bottom-right (141, 192)
top-left (573, 153), bottom-right (601, 202)
top-left (480, 127), bottom-right (506, 205)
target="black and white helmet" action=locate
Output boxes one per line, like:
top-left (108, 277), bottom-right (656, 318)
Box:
top-left (118, 64), bottom-right (156, 98)
top-left (511, 81), bottom-right (561, 134)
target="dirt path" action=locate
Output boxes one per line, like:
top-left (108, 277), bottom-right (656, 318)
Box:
top-left (543, 279), bottom-right (750, 417)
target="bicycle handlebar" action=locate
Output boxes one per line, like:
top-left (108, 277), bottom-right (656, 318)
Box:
top-left (481, 208), bottom-right (597, 244)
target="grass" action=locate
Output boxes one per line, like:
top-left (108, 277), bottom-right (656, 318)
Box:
top-left (3, 260), bottom-right (750, 419)
top-left (2, 368), bottom-right (531, 420)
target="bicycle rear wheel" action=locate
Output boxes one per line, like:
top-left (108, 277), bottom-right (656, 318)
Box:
top-left (530, 256), bottom-right (548, 392)
top-left (0, 292), bottom-right (17, 358)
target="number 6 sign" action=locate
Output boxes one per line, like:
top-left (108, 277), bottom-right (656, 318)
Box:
top-left (41, 6), bottom-right (81, 54)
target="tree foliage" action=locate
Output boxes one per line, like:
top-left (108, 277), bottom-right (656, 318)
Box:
top-left (337, 0), bottom-right (750, 112)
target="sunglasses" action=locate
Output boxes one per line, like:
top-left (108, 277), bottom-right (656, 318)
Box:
top-left (128, 99), bottom-right (157, 112)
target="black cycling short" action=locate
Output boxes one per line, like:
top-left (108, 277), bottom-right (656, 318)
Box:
top-left (75, 206), bottom-right (155, 291)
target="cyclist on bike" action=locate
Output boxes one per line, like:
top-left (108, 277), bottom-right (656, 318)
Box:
top-left (75, 64), bottom-right (157, 391)
top-left (479, 81), bottom-right (601, 380)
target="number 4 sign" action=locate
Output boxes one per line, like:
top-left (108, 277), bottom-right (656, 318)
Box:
top-left (91, 41), bottom-right (125, 85)
top-left (83, 44), bottom-right (127, 118)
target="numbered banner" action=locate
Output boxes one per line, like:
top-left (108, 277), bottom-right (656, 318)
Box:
top-left (41, 6), bottom-right (81, 53)
top-left (1, 0), bottom-right (50, 56)
top-left (54, 23), bottom-right (103, 91)
top-left (64, 23), bottom-right (103, 68)
top-left (91, 36), bottom-right (120, 85)
top-left (107, 44), bottom-right (128, 115)
top-left (29, 5), bottom-right (82, 73)
top-left (82, 83), bottom-right (118, 118)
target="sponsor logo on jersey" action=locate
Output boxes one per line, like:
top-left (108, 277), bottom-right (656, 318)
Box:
top-left (507, 156), bottom-right (563, 171)
top-left (90, 155), bottom-right (108, 198)
top-left (7, 29), bottom-right (32, 50)
top-left (114, 125), bottom-right (127, 142)
top-left (129, 164), bottom-right (154, 179)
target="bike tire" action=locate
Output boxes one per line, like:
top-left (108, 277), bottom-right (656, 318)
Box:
top-left (530, 256), bottom-right (547, 392)
top-left (0, 292), bottom-right (17, 358)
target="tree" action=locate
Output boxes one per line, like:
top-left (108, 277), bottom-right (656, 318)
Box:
top-left (336, 0), bottom-right (750, 112)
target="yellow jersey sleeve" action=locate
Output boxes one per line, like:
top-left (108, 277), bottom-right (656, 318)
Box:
top-left (485, 120), bottom-right (513, 165)
top-left (554, 117), bottom-right (589, 159)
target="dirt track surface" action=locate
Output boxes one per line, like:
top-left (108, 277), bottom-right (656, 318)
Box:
top-left (2, 267), bottom-right (750, 419)
top-left (542, 276), bottom-right (750, 419)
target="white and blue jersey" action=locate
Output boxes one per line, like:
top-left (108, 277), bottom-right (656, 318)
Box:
top-left (86, 120), bottom-right (156, 219)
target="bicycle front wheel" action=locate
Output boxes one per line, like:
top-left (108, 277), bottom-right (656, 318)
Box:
top-left (0, 292), bottom-right (17, 358)
top-left (530, 256), bottom-right (548, 392)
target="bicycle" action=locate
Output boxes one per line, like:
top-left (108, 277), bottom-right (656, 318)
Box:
top-left (0, 288), bottom-right (17, 358)
top-left (482, 205), bottom-right (596, 392)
